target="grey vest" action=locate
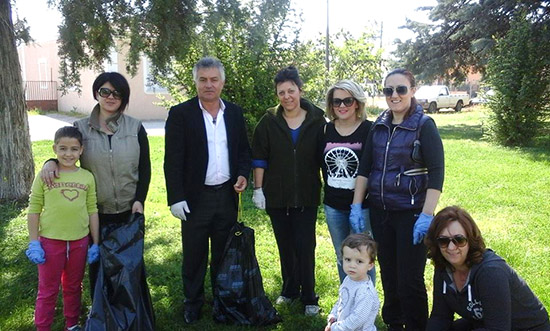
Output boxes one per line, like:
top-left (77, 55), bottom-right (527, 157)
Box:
top-left (74, 107), bottom-right (141, 214)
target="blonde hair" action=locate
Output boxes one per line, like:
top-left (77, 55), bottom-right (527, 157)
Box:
top-left (325, 80), bottom-right (367, 121)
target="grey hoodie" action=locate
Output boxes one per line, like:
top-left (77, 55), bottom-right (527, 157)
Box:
top-left (426, 249), bottom-right (549, 331)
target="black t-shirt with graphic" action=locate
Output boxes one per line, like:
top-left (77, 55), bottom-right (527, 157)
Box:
top-left (319, 120), bottom-right (372, 210)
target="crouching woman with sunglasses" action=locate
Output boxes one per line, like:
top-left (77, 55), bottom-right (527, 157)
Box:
top-left (425, 206), bottom-right (550, 331)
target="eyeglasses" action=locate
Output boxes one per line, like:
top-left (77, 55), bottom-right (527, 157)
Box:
top-left (98, 87), bottom-right (122, 100)
top-left (382, 85), bottom-right (409, 97)
top-left (332, 97), bottom-right (355, 107)
top-left (436, 235), bottom-right (468, 248)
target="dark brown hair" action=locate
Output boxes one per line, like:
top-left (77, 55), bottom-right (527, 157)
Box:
top-left (54, 126), bottom-right (83, 145)
top-left (92, 72), bottom-right (130, 112)
top-left (425, 206), bottom-right (486, 271)
top-left (384, 68), bottom-right (418, 118)
top-left (274, 66), bottom-right (303, 90)
top-left (341, 233), bottom-right (377, 263)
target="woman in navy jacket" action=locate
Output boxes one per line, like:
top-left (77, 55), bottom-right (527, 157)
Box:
top-left (352, 68), bottom-right (445, 330)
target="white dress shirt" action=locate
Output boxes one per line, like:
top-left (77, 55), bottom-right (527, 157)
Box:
top-left (200, 99), bottom-right (231, 185)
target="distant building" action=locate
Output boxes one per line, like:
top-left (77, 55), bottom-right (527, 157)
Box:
top-left (17, 40), bottom-right (171, 120)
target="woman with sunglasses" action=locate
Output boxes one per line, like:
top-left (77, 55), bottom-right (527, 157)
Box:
top-left (425, 206), bottom-right (549, 331)
top-left (40, 72), bottom-right (151, 297)
top-left (318, 80), bottom-right (376, 284)
top-left (351, 68), bottom-right (445, 330)
top-left (251, 66), bottom-right (325, 316)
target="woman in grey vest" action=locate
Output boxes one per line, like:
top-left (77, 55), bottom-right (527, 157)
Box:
top-left (40, 72), bottom-right (151, 296)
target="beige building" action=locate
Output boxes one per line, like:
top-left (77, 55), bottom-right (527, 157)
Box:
top-left (18, 40), bottom-right (171, 120)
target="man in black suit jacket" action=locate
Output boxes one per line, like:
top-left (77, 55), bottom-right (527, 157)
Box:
top-left (164, 57), bottom-right (251, 324)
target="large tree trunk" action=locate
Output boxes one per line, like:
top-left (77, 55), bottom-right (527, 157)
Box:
top-left (0, 0), bottom-right (34, 202)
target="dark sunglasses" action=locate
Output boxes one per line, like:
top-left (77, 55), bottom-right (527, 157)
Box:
top-left (98, 87), bottom-right (123, 100)
top-left (436, 235), bottom-right (468, 248)
top-left (332, 97), bottom-right (355, 107)
top-left (382, 85), bottom-right (409, 97)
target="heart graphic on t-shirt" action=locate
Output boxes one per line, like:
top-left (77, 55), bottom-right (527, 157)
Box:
top-left (61, 189), bottom-right (79, 201)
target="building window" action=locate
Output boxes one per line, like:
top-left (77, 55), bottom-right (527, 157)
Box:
top-left (38, 58), bottom-right (48, 89)
top-left (103, 48), bottom-right (118, 72)
top-left (143, 57), bottom-right (168, 94)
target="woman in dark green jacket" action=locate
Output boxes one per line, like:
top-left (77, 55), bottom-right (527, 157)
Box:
top-left (251, 66), bottom-right (325, 316)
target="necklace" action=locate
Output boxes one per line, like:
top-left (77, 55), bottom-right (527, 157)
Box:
top-left (335, 119), bottom-right (361, 136)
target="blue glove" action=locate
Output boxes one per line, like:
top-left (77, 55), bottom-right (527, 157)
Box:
top-left (87, 244), bottom-right (100, 264)
top-left (26, 240), bottom-right (45, 264)
top-left (413, 213), bottom-right (434, 245)
top-left (349, 203), bottom-right (366, 233)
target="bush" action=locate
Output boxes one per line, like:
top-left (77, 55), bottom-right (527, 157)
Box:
top-left (486, 14), bottom-right (550, 146)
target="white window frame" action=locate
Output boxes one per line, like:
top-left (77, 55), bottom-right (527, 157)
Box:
top-left (38, 58), bottom-right (48, 89)
top-left (103, 48), bottom-right (118, 72)
top-left (143, 56), bottom-right (168, 94)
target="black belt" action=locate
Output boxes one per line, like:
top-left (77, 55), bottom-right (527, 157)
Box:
top-left (204, 181), bottom-right (230, 191)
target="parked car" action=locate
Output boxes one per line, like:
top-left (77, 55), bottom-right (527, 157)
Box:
top-left (470, 89), bottom-right (495, 105)
top-left (415, 85), bottom-right (470, 113)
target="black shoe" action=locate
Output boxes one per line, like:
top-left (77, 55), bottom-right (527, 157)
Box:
top-left (184, 310), bottom-right (200, 324)
top-left (387, 325), bottom-right (404, 331)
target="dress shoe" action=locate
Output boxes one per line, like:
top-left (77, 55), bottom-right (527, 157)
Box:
top-left (183, 310), bottom-right (200, 324)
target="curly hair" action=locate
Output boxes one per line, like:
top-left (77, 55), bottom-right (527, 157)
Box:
top-left (274, 66), bottom-right (303, 90)
top-left (425, 206), bottom-right (486, 271)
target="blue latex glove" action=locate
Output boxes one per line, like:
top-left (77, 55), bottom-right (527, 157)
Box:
top-left (349, 203), bottom-right (366, 233)
top-left (26, 240), bottom-right (45, 264)
top-left (87, 244), bottom-right (100, 264)
top-left (413, 213), bottom-right (434, 245)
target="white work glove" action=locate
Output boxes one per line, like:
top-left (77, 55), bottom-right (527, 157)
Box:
top-left (170, 200), bottom-right (190, 221)
top-left (252, 188), bottom-right (266, 210)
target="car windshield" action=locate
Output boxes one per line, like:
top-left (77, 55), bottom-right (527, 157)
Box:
top-left (415, 86), bottom-right (442, 98)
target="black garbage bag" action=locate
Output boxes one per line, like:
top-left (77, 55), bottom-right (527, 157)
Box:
top-left (213, 222), bottom-right (282, 326)
top-left (85, 212), bottom-right (155, 331)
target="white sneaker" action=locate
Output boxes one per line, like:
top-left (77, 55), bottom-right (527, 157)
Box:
top-left (275, 295), bottom-right (292, 305)
top-left (304, 304), bottom-right (319, 316)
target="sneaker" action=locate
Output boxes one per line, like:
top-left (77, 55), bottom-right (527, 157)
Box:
top-left (275, 295), bottom-right (293, 305)
top-left (67, 325), bottom-right (82, 331)
top-left (304, 304), bottom-right (320, 316)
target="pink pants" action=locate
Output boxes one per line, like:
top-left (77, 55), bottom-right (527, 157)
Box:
top-left (35, 236), bottom-right (88, 331)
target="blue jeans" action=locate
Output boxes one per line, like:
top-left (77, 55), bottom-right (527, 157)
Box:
top-left (324, 204), bottom-right (376, 284)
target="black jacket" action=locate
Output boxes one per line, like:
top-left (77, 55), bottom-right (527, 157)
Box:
top-left (427, 249), bottom-right (549, 331)
top-left (164, 97), bottom-right (251, 209)
top-left (252, 98), bottom-right (325, 209)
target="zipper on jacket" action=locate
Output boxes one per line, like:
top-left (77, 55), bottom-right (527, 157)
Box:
top-left (108, 136), bottom-right (119, 212)
top-left (293, 147), bottom-right (298, 207)
top-left (380, 125), bottom-right (397, 210)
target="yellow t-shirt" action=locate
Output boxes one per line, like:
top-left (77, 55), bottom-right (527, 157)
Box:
top-left (28, 168), bottom-right (98, 240)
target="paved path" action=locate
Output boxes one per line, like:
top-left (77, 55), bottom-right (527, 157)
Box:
top-left (28, 113), bottom-right (165, 141)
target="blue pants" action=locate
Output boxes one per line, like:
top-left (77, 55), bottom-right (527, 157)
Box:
top-left (324, 204), bottom-right (376, 284)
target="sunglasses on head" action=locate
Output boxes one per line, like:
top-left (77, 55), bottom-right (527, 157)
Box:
top-left (98, 87), bottom-right (122, 100)
top-left (332, 97), bottom-right (355, 107)
top-left (436, 234), bottom-right (468, 248)
top-left (382, 85), bottom-right (409, 97)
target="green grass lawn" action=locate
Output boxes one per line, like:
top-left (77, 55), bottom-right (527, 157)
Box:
top-left (1, 106), bottom-right (549, 330)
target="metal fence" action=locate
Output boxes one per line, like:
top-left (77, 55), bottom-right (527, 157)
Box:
top-left (24, 81), bottom-right (58, 101)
